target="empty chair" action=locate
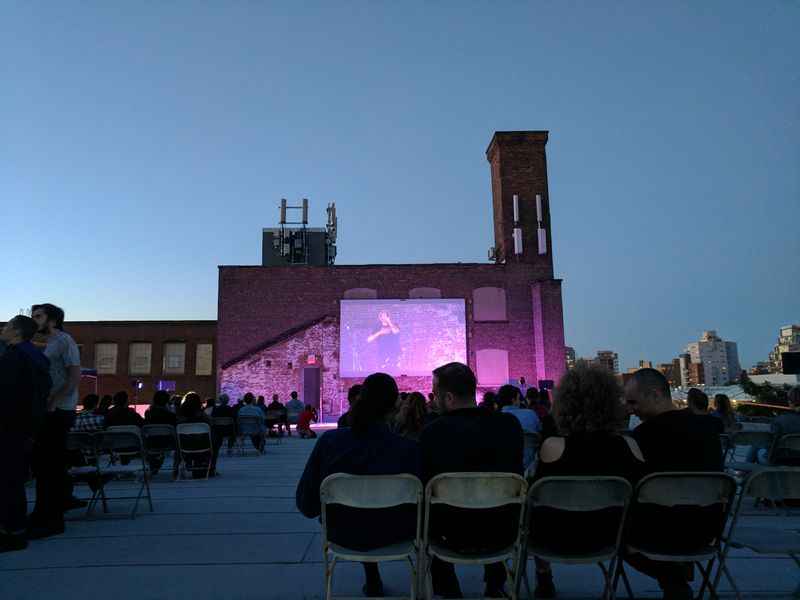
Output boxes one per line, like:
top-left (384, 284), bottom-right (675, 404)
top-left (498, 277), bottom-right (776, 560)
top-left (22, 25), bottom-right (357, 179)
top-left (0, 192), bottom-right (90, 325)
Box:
top-left (142, 424), bottom-right (178, 476)
top-left (522, 476), bottom-right (633, 600)
top-left (769, 433), bottom-right (800, 467)
top-left (614, 472), bottom-right (737, 600)
top-left (320, 473), bottom-right (423, 600)
top-left (712, 467), bottom-right (800, 599)
top-left (105, 425), bottom-right (144, 464)
top-left (423, 473), bottom-right (528, 600)
top-left (176, 422), bottom-right (213, 479)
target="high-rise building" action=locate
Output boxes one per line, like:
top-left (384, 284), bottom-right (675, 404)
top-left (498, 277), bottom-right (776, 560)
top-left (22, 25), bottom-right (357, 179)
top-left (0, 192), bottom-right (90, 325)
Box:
top-left (749, 361), bottom-right (771, 375)
top-left (657, 360), bottom-right (682, 388)
top-left (593, 350), bottom-right (619, 374)
top-left (769, 325), bottom-right (800, 374)
top-left (685, 330), bottom-right (740, 386)
top-left (565, 346), bottom-right (576, 371)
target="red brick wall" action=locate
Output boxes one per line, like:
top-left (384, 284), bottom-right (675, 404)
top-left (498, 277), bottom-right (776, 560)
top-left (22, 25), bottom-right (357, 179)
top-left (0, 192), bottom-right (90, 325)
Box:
top-left (63, 321), bottom-right (217, 405)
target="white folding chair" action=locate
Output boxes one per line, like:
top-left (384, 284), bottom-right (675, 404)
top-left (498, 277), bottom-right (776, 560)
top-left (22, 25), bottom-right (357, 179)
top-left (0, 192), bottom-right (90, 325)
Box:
top-left (613, 472), bottom-right (738, 600)
top-left (320, 473), bottom-right (423, 600)
top-left (712, 467), bottom-right (800, 599)
top-left (423, 472), bottom-right (528, 600)
top-left (521, 476), bottom-right (633, 600)
top-left (176, 422), bottom-right (213, 480)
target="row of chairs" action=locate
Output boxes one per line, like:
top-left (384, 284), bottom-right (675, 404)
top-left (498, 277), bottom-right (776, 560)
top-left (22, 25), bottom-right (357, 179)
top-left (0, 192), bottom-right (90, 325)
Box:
top-left (319, 467), bottom-right (800, 600)
top-left (722, 431), bottom-right (800, 470)
top-left (213, 415), bottom-right (288, 453)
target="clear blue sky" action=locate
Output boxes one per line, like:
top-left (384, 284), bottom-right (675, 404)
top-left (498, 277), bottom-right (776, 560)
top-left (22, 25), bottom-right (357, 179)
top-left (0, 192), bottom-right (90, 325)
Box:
top-left (2, 2), bottom-right (798, 370)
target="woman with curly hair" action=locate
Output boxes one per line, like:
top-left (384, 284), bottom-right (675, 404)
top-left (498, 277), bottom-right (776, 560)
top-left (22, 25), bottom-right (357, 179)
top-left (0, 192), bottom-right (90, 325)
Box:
top-left (394, 391), bottom-right (427, 440)
top-left (528, 365), bottom-right (645, 599)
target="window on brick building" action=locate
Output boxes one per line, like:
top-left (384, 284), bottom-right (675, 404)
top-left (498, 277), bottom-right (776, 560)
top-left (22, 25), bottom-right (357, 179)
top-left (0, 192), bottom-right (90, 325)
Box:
top-left (196, 343), bottom-right (214, 376)
top-left (266, 360), bottom-right (272, 367)
top-left (475, 348), bottom-right (509, 386)
top-left (129, 342), bottom-right (152, 375)
top-left (343, 288), bottom-right (377, 299)
top-left (163, 342), bottom-right (186, 375)
top-left (409, 287), bottom-right (442, 299)
top-left (95, 343), bottom-right (118, 375)
top-left (472, 287), bottom-right (507, 321)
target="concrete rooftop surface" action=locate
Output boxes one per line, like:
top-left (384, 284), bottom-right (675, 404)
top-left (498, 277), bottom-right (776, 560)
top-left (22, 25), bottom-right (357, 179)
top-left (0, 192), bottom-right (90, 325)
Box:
top-left (1, 433), bottom-right (798, 600)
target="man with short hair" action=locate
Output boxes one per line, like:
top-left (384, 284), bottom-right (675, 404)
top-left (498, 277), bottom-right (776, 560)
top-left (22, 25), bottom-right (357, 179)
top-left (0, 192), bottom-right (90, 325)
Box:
top-left (0, 315), bottom-right (51, 552)
top-left (71, 394), bottom-right (105, 432)
top-left (104, 391), bottom-right (145, 428)
top-left (266, 393), bottom-right (289, 435)
top-left (624, 368), bottom-right (725, 600)
top-left (238, 393), bottom-right (266, 452)
top-left (29, 303), bottom-right (81, 538)
top-left (336, 384), bottom-right (362, 428)
top-left (769, 387), bottom-right (800, 465)
top-left (686, 388), bottom-right (711, 415)
top-left (286, 391), bottom-right (304, 436)
top-left (420, 362), bottom-right (523, 598)
top-left (145, 390), bottom-right (178, 426)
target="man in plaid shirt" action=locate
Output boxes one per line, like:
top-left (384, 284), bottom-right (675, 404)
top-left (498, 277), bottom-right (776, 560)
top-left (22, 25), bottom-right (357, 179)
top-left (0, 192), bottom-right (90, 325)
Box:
top-left (71, 394), bottom-right (105, 432)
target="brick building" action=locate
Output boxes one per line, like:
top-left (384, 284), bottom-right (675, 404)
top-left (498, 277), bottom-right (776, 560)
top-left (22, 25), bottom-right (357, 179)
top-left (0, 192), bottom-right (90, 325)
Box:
top-left (63, 321), bottom-right (217, 403)
top-left (217, 131), bottom-right (567, 421)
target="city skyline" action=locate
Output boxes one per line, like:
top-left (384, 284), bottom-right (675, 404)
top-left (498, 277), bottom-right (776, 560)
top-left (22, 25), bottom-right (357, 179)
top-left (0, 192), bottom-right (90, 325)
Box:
top-left (3, 2), bottom-right (798, 370)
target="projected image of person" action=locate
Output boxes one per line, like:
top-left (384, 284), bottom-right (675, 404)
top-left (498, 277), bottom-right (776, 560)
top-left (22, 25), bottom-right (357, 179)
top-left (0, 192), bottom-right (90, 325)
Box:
top-left (366, 310), bottom-right (401, 371)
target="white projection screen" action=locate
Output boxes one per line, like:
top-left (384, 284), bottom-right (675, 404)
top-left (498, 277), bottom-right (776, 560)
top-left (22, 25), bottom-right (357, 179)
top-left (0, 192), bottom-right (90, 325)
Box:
top-left (339, 299), bottom-right (467, 377)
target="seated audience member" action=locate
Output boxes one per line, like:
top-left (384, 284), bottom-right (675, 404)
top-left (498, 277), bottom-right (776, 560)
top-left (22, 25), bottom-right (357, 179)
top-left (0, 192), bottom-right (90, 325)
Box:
top-left (531, 365), bottom-right (644, 598)
top-left (286, 391), bottom-right (304, 435)
top-left (535, 389), bottom-right (559, 439)
top-left (624, 368), bottom-right (725, 600)
top-left (686, 387), bottom-right (710, 415)
top-left (145, 390), bottom-right (177, 426)
top-left (179, 391), bottom-right (220, 477)
top-left (710, 393), bottom-right (739, 433)
top-left (72, 394), bottom-right (105, 432)
top-left (168, 395), bottom-right (181, 414)
top-left (211, 394), bottom-right (237, 450)
top-left (104, 391), bottom-right (145, 428)
top-left (97, 394), bottom-right (113, 416)
top-left (266, 394), bottom-right (290, 436)
top-left (394, 391), bottom-right (427, 441)
top-left (769, 386), bottom-right (800, 465)
top-left (238, 392), bottom-right (267, 452)
top-left (479, 390), bottom-right (498, 412)
top-left (336, 384), bottom-right (362, 428)
top-left (498, 384), bottom-right (541, 469)
top-left (297, 404), bottom-right (318, 439)
top-left (256, 395), bottom-right (268, 416)
top-left (296, 373), bottom-right (419, 598)
top-left (420, 362), bottom-right (524, 599)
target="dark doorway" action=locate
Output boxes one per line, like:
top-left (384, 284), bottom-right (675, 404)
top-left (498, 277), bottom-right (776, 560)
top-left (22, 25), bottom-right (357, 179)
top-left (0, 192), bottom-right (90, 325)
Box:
top-left (303, 366), bottom-right (321, 415)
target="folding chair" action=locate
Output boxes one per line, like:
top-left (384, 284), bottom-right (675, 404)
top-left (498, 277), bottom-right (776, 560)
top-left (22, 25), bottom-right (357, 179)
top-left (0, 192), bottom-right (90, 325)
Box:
top-left (726, 431), bottom-right (774, 472)
top-left (712, 467), bottom-right (800, 599)
top-left (264, 410), bottom-right (285, 444)
top-left (66, 431), bottom-right (109, 516)
top-left (176, 423), bottom-right (213, 480)
top-left (95, 430), bottom-right (154, 517)
top-left (211, 417), bottom-right (236, 455)
top-left (521, 476), bottom-right (633, 600)
top-left (236, 415), bottom-right (265, 455)
top-left (320, 473), bottom-right (423, 600)
top-left (768, 434), bottom-right (800, 467)
top-left (613, 472), bottom-right (738, 600)
top-left (142, 424), bottom-right (178, 477)
top-left (423, 473), bottom-right (528, 600)
top-left (105, 426), bottom-right (145, 466)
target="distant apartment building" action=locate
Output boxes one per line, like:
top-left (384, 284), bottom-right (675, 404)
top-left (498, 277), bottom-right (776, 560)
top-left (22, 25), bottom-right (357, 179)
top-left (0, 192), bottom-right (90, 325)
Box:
top-left (769, 324), bottom-right (800, 374)
top-left (685, 330), bottom-right (740, 386)
top-left (749, 361), bottom-right (772, 375)
top-left (593, 350), bottom-right (619, 374)
top-left (657, 359), bottom-right (682, 388)
top-left (565, 346), bottom-right (576, 370)
top-left (678, 352), bottom-right (705, 387)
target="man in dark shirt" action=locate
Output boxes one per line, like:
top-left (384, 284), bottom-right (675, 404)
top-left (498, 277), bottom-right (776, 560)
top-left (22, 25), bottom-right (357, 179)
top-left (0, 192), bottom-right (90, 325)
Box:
top-left (296, 373), bottom-right (420, 597)
top-left (104, 391), bottom-right (145, 428)
top-left (336, 384), bottom-right (362, 428)
top-left (0, 316), bottom-right (51, 553)
top-left (420, 362), bottom-right (524, 599)
top-left (266, 394), bottom-right (289, 436)
top-left (145, 390), bottom-right (177, 426)
top-left (625, 369), bottom-right (725, 600)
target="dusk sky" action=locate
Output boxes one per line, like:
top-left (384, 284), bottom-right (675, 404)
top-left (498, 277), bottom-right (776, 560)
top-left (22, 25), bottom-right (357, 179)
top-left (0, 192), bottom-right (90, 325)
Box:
top-left (2, 2), bottom-right (798, 370)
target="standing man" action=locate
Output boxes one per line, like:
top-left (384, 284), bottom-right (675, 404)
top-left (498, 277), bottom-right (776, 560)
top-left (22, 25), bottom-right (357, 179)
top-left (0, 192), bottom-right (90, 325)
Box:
top-left (28, 303), bottom-right (81, 539)
top-left (0, 316), bottom-right (51, 552)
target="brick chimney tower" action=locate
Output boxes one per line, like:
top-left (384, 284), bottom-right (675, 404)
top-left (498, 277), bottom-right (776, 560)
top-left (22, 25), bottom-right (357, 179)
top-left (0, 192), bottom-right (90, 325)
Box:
top-left (486, 131), bottom-right (553, 276)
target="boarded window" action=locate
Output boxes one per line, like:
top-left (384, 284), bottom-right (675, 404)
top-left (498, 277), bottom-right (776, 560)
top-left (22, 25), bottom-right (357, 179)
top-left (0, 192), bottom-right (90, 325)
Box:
top-left (409, 287), bottom-right (442, 299)
top-left (343, 288), bottom-right (377, 299)
top-left (472, 287), bottom-right (507, 321)
top-left (129, 343), bottom-right (152, 375)
top-left (476, 348), bottom-right (509, 386)
top-left (95, 343), bottom-right (118, 375)
top-left (196, 343), bottom-right (214, 376)
top-left (163, 342), bottom-right (186, 375)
